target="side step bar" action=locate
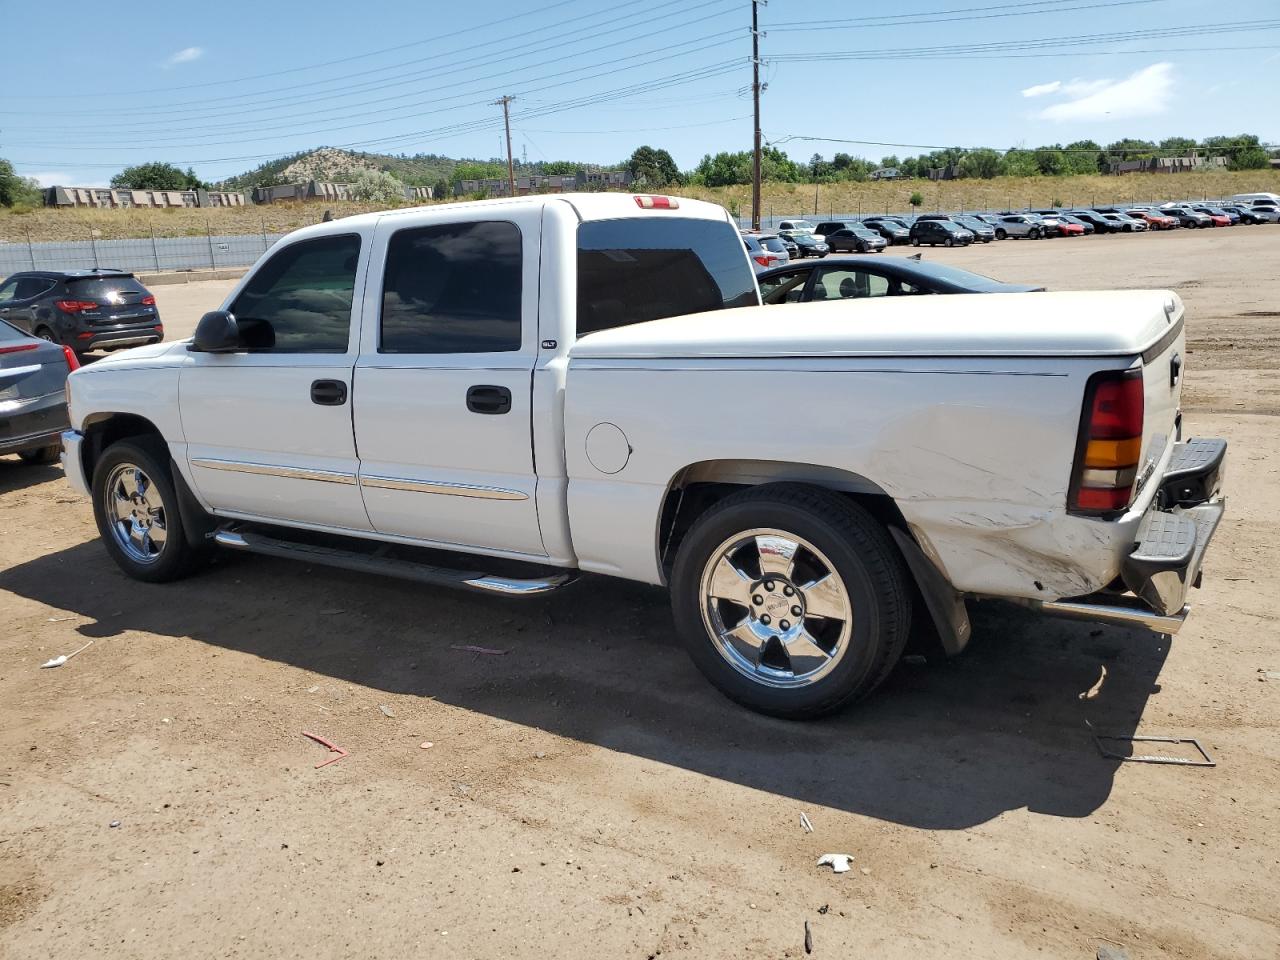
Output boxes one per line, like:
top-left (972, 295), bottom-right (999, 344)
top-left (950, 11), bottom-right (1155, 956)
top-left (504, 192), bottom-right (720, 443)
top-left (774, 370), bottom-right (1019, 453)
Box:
top-left (213, 528), bottom-right (577, 596)
top-left (1016, 595), bottom-right (1188, 635)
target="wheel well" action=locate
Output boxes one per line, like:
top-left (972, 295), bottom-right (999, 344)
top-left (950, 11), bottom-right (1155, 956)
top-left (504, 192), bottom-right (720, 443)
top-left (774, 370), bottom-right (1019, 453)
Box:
top-left (80, 413), bottom-right (166, 483)
top-left (657, 461), bottom-right (909, 578)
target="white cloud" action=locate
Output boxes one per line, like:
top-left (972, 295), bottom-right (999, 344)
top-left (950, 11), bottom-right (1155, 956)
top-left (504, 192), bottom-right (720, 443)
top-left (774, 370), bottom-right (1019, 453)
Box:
top-left (1036, 62), bottom-right (1174, 122)
top-left (164, 46), bottom-right (204, 68)
top-left (1021, 80), bottom-right (1062, 98)
top-left (28, 171), bottom-right (107, 187)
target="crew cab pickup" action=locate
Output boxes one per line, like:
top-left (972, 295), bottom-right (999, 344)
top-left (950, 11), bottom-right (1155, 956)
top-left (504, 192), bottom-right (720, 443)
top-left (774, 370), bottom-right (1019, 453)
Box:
top-left (60, 194), bottom-right (1227, 718)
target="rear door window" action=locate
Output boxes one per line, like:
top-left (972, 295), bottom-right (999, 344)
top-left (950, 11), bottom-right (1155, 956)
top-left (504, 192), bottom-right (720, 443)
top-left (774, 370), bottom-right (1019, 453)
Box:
top-left (577, 217), bottom-right (758, 336)
top-left (758, 268), bottom-right (811, 305)
top-left (0, 279), bottom-right (20, 302)
top-left (15, 278), bottom-right (55, 300)
top-left (66, 275), bottom-right (148, 302)
top-left (379, 221), bottom-right (521, 354)
top-left (813, 268), bottom-right (889, 300)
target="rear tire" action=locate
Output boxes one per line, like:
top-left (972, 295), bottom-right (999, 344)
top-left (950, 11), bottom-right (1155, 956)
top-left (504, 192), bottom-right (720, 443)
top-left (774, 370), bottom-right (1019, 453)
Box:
top-left (34, 327), bottom-right (57, 344)
top-left (671, 484), bottom-right (911, 719)
top-left (911, 237), bottom-right (920, 247)
top-left (18, 444), bottom-right (60, 465)
top-left (995, 229), bottom-right (1007, 240)
top-left (91, 438), bottom-right (210, 583)
top-left (944, 237), bottom-right (954, 248)
top-left (1029, 228), bottom-right (1041, 240)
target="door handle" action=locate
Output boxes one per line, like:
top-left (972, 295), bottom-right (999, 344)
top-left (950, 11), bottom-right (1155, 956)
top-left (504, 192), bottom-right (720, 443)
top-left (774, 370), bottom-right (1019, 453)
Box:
top-left (310, 379), bottom-right (348, 406)
top-left (466, 384), bottom-right (512, 415)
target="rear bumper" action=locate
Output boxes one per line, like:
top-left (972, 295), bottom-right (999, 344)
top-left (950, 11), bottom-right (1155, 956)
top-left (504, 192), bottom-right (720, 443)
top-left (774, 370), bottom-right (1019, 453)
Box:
top-left (60, 429), bottom-right (91, 496)
top-left (78, 326), bottom-right (164, 351)
top-left (1032, 438), bottom-right (1227, 633)
top-left (0, 391), bottom-right (70, 455)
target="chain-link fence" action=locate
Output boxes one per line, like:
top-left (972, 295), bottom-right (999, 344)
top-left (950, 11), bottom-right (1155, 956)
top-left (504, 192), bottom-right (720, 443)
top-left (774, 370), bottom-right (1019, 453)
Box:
top-left (0, 228), bottom-right (284, 276)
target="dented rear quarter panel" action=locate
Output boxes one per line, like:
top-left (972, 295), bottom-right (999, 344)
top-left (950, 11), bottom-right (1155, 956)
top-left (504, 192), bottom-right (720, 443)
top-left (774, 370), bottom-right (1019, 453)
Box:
top-left (564, 353), bottom-right (1163, 600)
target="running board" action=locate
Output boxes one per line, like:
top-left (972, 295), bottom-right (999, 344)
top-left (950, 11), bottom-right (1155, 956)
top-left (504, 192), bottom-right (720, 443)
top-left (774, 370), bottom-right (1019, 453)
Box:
top-left (213, 527), bottom-right (577, 596)
top-left (1014, 595), bottom-right (1188, 635)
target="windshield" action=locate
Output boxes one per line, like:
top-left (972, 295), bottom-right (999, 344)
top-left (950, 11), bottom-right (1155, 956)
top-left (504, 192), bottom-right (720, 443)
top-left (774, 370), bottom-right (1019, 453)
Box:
top-left (853, 227), bottom-right (880, 239)
top-left (782, 221), bottom-right (814, 232)
top-left (66, 275), bottom-right (148, 299)
top-left (761, 237), bottom-right (788, 253)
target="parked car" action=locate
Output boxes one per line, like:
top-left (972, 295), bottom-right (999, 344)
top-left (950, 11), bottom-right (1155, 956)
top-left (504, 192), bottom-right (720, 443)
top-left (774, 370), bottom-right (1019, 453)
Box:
top-left (791, 232), bottom-right (830, 258)
top-left (1038, 215), bottom-right (1083, 237)
top-left (1158, 206), bottom-right (1212, 229)
top-left (1058, 214), bottom-right (1096, 235)
top-left (0, 269), bottom-right (163, 357)
top-left (1188, 205), bottom-right (1235, 226)
top-left (1230, 192), bottom-right (1280, 206)
top-left (1220, 202), bottom-right (1280, 224)
top-left (991, 214), bottom-right (1046, 240)
top-left (1, 319), bottom-right (78, 464)
top-left (756, 256), bottom-right (1044, 304)
top-left (858, 218), bottom-right (911, 244)
top-left (60, 193), bottom-right (1228, 719)
top-left (953, 216), bottom-right (996, 242)
top-left (826, 225), bottom-right (888, 254)
top-left (1100, 213), bottom-right (1148, 233)
top-left (742, 234), bottom-right (781, 271)
top-left (761, 234), bottom-right (797, 260)
top-left (777, 219), bottom-right (821, 239)
top-left (1066, 210), bottom-right (1120, 234)
top-left (909, 219), bottom-right (973, 247)
top-left (1126, 209), bottom-right (1177, 230)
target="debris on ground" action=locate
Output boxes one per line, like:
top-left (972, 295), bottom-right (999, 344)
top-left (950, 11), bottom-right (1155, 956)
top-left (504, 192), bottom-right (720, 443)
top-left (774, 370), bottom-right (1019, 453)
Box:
top-left (800, 812), bottom-right (814, 833)
top-left (1093, 734), bottom-right (1215, 766)
top-left (1258, 669), bottom-right (1280, 682)
top-left (1079, 664), bottom-right (1108, 700)
top-left (817, 904), bottom-right (829, 915)
top-left (109, 820), bottom-right (120, 828)
top-left (1096, 943), bottom-right (1130, 960)
top-left (40, 639), bottom-right (94, 669)
top-left (301, 730), bottom-right (349, 768)
top-left (420, 741), bottom-right (434, 750)
top-left (307, 685), bottom-right (320, 693)
top-left (449, 644), bottom-right (509, 656)
top-left (804, 919), bottom-right (813, 954)
top-left (46, 616), bottom-right (75, 623)
top-left (816, 853), bottom-right (853, 873)
top-left (378, 705), bottom-right (395, 718)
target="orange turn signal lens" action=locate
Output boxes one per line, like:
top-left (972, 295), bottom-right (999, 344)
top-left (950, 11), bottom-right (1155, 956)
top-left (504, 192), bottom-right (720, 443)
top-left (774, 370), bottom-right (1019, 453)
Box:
top-left (1084, 436), bottom-right (1141, 469)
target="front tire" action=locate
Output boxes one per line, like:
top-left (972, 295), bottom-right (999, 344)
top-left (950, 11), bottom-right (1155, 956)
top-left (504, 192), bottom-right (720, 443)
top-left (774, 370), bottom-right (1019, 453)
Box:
top-left (910, 237), bottom-right (920, 247)
top-left (671, 484), bottom-right (911, 719)
top-left (91, 438), bottom-right (209, 583)
top-left (1029, 228), bottom-right (1041, 240)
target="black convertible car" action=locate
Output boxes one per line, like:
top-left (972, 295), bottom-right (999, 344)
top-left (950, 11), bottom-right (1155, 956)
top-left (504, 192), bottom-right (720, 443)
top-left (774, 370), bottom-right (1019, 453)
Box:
top-left (756, 256), bottom-right (1043, 304)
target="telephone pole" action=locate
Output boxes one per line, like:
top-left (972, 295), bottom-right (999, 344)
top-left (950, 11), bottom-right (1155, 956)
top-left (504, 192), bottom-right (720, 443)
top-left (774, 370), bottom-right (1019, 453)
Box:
top-left (751, 0), bottom-right (764, 230)
top-left (494, 95), bottom-right (517, 197)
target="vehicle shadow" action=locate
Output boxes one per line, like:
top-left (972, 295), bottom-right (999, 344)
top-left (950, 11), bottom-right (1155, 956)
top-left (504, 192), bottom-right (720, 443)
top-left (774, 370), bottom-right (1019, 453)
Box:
top-left (0, 542), bottom-right (1171, 830)
top-left (0, 458), bottom-right (64, 495)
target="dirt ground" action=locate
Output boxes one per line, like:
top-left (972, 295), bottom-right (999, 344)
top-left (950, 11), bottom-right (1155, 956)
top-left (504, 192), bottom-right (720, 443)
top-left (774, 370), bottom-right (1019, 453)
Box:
top-left (2, 225), bottom-right (1278, 960)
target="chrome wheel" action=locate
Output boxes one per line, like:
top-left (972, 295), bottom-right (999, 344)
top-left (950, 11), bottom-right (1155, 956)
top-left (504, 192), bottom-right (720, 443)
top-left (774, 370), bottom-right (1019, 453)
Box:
top-left (699, 528), bottom-right (853, 689)
top-left (103, 462), bottom-right (168, 564)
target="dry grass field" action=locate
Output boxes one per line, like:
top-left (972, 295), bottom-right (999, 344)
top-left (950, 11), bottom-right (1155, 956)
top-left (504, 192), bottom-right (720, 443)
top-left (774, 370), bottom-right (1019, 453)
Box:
top-left (3, 169), bottom-right (1277, 243)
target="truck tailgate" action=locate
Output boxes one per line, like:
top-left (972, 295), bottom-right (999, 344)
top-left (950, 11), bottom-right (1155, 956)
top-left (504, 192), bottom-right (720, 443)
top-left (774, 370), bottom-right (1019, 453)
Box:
top-left (1136, 301), bottom-right (1185, 500)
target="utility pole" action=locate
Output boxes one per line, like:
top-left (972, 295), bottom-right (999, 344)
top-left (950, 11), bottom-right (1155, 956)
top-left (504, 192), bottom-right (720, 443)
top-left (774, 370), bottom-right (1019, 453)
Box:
top-left (751, 0), bottom-right (764, 230)
top-left (495, 95), bottom-right (517, 197)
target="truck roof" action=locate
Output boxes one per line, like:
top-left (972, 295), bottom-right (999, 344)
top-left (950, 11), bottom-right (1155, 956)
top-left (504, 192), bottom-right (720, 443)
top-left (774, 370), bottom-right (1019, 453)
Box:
top-left (287, 193), bottom-right (733, 240)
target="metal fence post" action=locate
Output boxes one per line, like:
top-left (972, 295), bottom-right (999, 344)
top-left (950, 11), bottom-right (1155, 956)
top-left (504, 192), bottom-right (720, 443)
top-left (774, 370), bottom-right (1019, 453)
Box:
top-left (25, 227), bottom-right (36, 269)
top-left (149, 223), bottom-right (161, 272)
top-left (89, 225), bottom-right (100, 269)
top-left (206, 221), bottom-right (217, 271)
top-left (261, 218), bottom-right (269, 253)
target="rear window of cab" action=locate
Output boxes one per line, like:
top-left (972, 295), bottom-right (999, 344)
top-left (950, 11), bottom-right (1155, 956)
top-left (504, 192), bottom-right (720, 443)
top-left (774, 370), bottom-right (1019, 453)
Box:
top-left (576, 217), bottom-right (759, 337)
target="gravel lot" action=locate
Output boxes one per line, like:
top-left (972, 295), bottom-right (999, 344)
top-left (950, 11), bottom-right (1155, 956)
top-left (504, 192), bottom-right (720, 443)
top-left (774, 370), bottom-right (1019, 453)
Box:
top-left (2, 225), bottom-right (1278, 960)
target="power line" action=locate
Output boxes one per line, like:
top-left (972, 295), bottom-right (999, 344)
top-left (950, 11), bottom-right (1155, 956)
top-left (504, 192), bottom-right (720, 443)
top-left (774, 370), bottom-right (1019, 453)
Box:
top-left (765, 0), bottom-right (1166, 32)
top-left (770, 134), bottom-right (1280, 155)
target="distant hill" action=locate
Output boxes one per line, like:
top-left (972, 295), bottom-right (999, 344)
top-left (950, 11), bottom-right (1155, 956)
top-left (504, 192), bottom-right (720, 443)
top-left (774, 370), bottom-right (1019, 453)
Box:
top-left (218, 147), bottom-right (612, 190)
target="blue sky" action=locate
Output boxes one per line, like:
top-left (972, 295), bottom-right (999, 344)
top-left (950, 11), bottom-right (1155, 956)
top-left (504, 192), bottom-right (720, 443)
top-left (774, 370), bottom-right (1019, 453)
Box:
top-left (2, 0), bottom-right (1277, 186)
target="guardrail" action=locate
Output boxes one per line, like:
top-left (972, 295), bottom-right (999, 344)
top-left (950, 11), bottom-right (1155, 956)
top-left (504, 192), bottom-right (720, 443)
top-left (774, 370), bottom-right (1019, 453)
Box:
top-left (0, 231), bottom-right (284, 276)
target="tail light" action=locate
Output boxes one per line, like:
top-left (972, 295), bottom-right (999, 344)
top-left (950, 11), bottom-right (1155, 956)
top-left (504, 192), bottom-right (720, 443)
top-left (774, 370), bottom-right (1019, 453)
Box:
top-left (62, 346), bottom-right (80, 371)
top-left (753, 255), bottom-right (770, 266)
top-left (141, 295), bottom-right (156, 306)
top-left (0, 342), bottom-right (39, 355)
top-left (55, 299), bottom-right (99, 313)
top-left (1069, 368), bottom-right (1144, 514)
top-left (634, 195), bottom-right (678, 210)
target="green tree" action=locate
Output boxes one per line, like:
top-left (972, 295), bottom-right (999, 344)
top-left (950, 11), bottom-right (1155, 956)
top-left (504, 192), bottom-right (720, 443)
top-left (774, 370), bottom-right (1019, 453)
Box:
top-left (626, 145), bottom-right (681, 187)
top-left (1062, 140), bottom-right (1103, 175)
top-left (1158, 136), bottom-right (1198, 154)
top-left (1033, 147), bottom-right (1065, 176)
top-left (111, 161), bottom-right (202, 190)
top-left (349, 169), bottom-right (406, 203)
top-left (432, 178), bottom-right (451, 201)
top-left (958, 148), bottom-right (1004, 179)
top-left (879, 155), bottom-right (900, 170)
top-left (908, 191), bottom-right (924, 208)
top-left (1002, 149), bottom-right (1039, 177)
top-left (450, 161), bottom-right (506, 184)
top-left (1229, 145), bottom-right (1270, 170)
top-left (0, 158), bottom-right (42, 207)
top-left (538, 160), bottom-right (580, 176)
top-left (1102, 139), bottom-right (1157, 168)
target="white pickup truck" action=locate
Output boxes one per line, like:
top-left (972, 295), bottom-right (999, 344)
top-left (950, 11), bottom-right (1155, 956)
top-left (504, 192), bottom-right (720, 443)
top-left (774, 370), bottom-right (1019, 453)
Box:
top-left (60, 193), bottom-right (1227, 718)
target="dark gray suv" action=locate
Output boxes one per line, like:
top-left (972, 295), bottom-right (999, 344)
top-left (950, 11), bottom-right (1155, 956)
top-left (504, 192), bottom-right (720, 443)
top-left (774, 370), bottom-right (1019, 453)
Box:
top-left (0, 320), bottom-right (76, 464)
top-left (0, 269), bottom-right (163, 356)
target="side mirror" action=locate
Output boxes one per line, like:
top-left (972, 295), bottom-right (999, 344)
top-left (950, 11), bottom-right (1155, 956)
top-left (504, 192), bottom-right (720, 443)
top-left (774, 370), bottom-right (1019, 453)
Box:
top-left (190, 310), bottom-right (240, 353)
